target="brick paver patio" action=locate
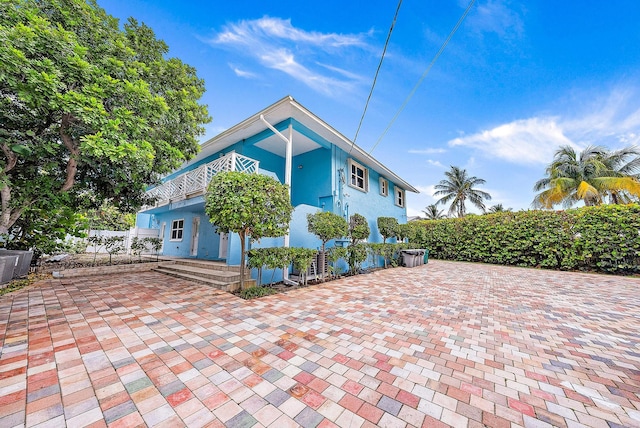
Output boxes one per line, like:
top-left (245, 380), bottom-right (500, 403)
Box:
top-left (1, 260), bottom-right (639, 427)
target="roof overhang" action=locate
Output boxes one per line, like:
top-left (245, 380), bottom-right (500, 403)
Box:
top-left (187, 96), bottom-right (418, 193)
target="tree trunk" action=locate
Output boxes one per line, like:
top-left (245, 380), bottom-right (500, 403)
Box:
top-left (59, 114), bottom-right (79, 192)
top-left (320, 241), bottom-right (326, 282)
top-left (239, 230), bottom-right (246, 290)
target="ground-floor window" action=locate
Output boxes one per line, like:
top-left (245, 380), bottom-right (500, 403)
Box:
top-left (170, 219), bottom-right (184, 241)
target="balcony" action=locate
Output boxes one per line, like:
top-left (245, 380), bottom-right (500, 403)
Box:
top-left (143, 152), bottom-right (260, 209)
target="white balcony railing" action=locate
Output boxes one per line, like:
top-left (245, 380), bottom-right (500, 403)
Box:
top-left (143, 152), bottom-right (260, 209)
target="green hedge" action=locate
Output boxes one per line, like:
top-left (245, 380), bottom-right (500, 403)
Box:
top-left (411, 204), bottom-right (640, 274)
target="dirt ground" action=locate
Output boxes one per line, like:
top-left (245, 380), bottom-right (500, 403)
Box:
top-left (38, 253), bottom-right (157, 274)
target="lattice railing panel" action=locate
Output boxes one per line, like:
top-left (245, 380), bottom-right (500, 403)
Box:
top-left (143, 152), bottom-right (260, 208)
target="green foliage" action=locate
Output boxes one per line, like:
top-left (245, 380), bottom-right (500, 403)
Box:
top-left (130, 237), bottom-right (146, 261)
top-left (3, 205), bottom-right (87, 256)
top-left (349, 214), bottom-right (370, 243)
top-left (205, 171), bottom-right (293, 288)
top-left (239, 286), bottom-right (278, 300)
top-left (85, 201), bottom-right (135, 231)
top-left (326, 246), bottom-right (347, 278)
top-left (434, 166), bottom-right (491, 217)
top-left (396, 223), bottom-right (412, 243)
top-left (377, 217), bottom-right (398, 243)
top-left (0, 278), bottom-right (32, 296)
top-left (422, 204), bottom-right (446, 220)
top-left (0, 0), bottom-right (210, 237)
top-left (307, 211), bottom-right (348, 243)
top-left (247, 247), bottom-right (317, 285)
top-left (347, 243), bottom-right (368, 274)
top-left (144, 237), bottom-right (163, 261)
top-left (87, 235), bottom-right (105, 265)
top-left (291, 248), bottom-right (317, 285)
top-left (534, 145), bottom-right (640, 208)
top-left (413, 204), bottom-right (640, 274)
top-left (104, 236), bottom-right (125, 265)
top-left (307, 211), bottom-right (348, 280)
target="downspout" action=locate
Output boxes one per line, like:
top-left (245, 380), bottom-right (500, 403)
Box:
top-left (259, 115), bottom-right (297, 285)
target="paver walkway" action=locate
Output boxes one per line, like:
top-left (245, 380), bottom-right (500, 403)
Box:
top-left (1, 260), bottom-right (639, 428)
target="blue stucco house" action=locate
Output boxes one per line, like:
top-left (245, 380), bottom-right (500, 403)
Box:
top-left (137, 96), bottom-right (418, 283)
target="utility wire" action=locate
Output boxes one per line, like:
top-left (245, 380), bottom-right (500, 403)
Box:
top-left (369, 0), bottom-right (476, 154)
top-left (350, 0), bottom-right (403, 154)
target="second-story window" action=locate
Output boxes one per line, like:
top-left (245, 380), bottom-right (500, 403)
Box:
top-left (395, 188), bottom-right (405, 207)
top-left (379, 177), bottom-right (388, 196)
top-left (348, 159), bottom-right (368, 192)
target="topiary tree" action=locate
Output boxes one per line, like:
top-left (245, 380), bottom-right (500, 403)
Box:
top-left (396, 223), bottom-right (412, 243)
top-left (130, 237), bottom-right (146, 262)
top-left (326, 246), bottom-right (348, 278)
top-left (143, 237), bottom-right (163, 261)
top-left (377, 217), bottom-right (399, 243)
top-left (104, 236), bottom-right (125, 265)
top-left (307, 211), bottom-right (348, 281)
top-left (205, 171), bottom-right (293, 289)
top-left (349, 214), bottom-right (370, 244)
top-left (348, 214), bottom-right (370, 273)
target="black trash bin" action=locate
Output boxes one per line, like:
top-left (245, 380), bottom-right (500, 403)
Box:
top-left (401, 249), bottom-right (424, 267)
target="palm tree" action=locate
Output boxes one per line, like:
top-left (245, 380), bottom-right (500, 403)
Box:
top-left (533, 145), bottom-right (640, 208)
top-left (487, 204), bottom-right (512, 213)
top-left (422, 204), bottom-right (446, 220)
top-left (434, 166), bottom-right (492, 217)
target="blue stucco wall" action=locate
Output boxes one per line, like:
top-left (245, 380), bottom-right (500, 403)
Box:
top-left (153, 205), bottom-right (224, 260)
top-left (291, 148), bottom-right (332, 208)
top-left (331, 147), bottom-right (408, 243)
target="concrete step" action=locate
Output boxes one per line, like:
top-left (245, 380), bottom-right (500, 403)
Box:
top-left (157, 263), bottom-right (250, 283)
top-left (170, 259), bottom-right (243, 273)
top-left (153, 267), bottom-right (255, 292)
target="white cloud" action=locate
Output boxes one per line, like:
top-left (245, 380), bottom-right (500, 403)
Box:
top-left (408, 148), bottom-right (446, 154)
top-left (406, 185), bottom-right (437, 217)
top-left (449, 88), bottom-right (640, 164)
top-left (229, 64), bottom-right (257, 79)
top-left (467, 0), bottom-right (525, 40)
top-left (427, 159), bottom-right (445, 168)
top-left (208, 17), bottom-right (370, 97)
top-left (449, 117), bottom-right (575, 164)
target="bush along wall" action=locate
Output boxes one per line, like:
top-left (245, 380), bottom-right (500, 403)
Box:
top-left (411, 204), bottom-right (640, 274)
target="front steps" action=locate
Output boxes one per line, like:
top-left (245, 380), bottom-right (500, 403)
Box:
top-left (153, 259), bottom-right (255, 292)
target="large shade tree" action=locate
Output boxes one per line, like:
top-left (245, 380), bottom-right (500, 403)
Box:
top-left (533, 145), bottom-right (640, 208)
top-left (205, 172), bottom-right (293, 289)
top-left (0, 0), bottom-right (210, 239)
top-left (434, 166), bottom-right (492, 217)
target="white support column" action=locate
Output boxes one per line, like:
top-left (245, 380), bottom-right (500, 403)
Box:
top-left (260, 115), bottom-right (295, 284)
top-left (283, 123), bottom-right (292, 252)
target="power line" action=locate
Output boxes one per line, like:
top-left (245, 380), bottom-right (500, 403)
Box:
top-left (350, 0), bottom-right (403, 153)
top-left (369, 0), bottom-right (476, 154)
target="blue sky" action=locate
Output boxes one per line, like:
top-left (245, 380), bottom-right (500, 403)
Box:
top-left (103, 0), bottom-right (640, 216)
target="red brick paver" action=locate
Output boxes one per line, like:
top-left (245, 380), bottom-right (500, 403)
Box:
top-left (1, 260), bottom-right (639, 427)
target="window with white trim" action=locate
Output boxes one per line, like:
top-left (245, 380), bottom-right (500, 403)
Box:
top-left (170, 219), bottom-right (184, 241)
top-left (348, 159), bottom-right (368, 192)
top-left (395, 188), bottom-right (405, 207)
top-left (379, 177), bottom-right (388, 196)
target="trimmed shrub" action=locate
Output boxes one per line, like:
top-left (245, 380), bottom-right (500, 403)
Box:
top-left (239, 286), bottom-right (278, 300)
top-left (412, 204), bottom-right (640, 274)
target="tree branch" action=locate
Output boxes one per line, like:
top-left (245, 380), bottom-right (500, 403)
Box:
top-left (1, 143), bottom-right (18, 174)
top-left (59, 113), bottom-right (80, 192)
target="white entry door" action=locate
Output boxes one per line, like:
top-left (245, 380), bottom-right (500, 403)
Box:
top-left (190, 217), bottom-right (200, 256)
top-left (219, 232), bottom-right (228, 259)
